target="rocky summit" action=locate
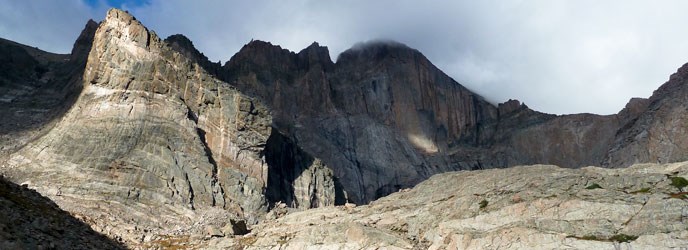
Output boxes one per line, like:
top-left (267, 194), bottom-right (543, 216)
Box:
top-left (0, 8), bottom-right (687, 249)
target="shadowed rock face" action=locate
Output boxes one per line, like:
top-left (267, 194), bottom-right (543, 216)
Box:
top-left (216, 33), bottom-right (688, 205)
top-left (222, 40), bottom-right (501, 203)
top-left (219, 40), bottom-right (653, 203)
top-left (0, 175), bottom-right (126, 249)
top-left (0, 20), bottom-right (96, 159)
top-left (264, 129), bottom-right (345, 208)
top-left (164, 34), bottom-right (222, 76)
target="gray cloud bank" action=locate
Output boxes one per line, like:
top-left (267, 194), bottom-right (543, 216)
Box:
top-left (3, 0), bottom-right (688, 115)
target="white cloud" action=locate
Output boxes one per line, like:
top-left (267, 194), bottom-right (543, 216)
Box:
top-left (3, 0), bottom-right (688, 115)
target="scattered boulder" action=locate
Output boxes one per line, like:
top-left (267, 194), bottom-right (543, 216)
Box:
top-left (206, 226), bottom-right (223, 238)
top-left (222, 219), bottom-right (249, 236)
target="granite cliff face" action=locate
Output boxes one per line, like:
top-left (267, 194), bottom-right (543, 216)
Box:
top-left (222, 40), bottom-right (500, 203)
top-left (1, 9), bottom-right (339, 245)
top-left (218, 36), bottom-right (688, 204)
top-left (218, 40), bottom-right (651, 204)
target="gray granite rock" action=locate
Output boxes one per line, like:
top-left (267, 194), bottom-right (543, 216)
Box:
top-left (220, 162), bottom-right (688, 249)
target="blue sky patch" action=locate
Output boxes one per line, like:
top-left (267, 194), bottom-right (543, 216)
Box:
top-left (84, 0), bottom-right (150, 8)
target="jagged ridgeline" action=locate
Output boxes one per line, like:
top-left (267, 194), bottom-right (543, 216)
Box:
top-left (1, 8), bottom-right (688, 248)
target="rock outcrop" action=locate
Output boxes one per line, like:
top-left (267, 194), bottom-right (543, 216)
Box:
top-left (206, 162), bottom-right (688, 249)
top-left (604, 62), bottom-right (688, 167)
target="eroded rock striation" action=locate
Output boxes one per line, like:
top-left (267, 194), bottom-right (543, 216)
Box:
top-left (1, 9), bottom-right (338, 246)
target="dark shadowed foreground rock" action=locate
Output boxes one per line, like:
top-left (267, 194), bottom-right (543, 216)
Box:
top-left (203, 162), bottom-right (688, 249)
top-left (0, 175), bottom-right (126, 249)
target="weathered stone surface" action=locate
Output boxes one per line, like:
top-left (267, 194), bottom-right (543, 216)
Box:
top-left (216, 162), bottom-right (688, 249)
top-left (222, 218), bottom-right (249, 236)
top-left (487, 112), bottom-right (621, 168)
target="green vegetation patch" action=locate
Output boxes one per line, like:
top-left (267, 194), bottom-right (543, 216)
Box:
top-left (569, 234), bottom-right (638, 243)
top-left (630, 187), bottom-right (651, 194)
top-left (609, 234), bottom-right (639, 243)
top-left (479, 199), bottom-right (488, 209)
top-left (585, 183), bottom-right (603, 190)
top-left (670, 177), bottom-right (688, 191)
top-left (579, 235), bottom-right (599, 241)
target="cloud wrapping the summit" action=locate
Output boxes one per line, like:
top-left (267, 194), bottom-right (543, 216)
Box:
top-left (2, 0), bottom-right (688, 115)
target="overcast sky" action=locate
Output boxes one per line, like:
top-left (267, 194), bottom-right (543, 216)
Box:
top-left (3, 0), bottom-right (688, 115)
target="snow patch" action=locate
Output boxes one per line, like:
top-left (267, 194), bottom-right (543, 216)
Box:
top-left (87, 85), bottom-right (116, 97)
top-left (407, 133), bottom-right (439, 153)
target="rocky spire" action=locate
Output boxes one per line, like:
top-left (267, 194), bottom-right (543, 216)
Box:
top-left (69, 19), bottom-right (98, 63)
top-left (165, 34), bottom-right (221, 75)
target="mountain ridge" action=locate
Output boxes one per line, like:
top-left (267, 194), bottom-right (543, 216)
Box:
top-left (1, 8), bottom-right (688, 248)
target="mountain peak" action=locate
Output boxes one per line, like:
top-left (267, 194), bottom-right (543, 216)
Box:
top-left (69, 19), bottom-right (98, 62)
top-left (101, 8), bottom-right (157, 51)
top-left (165, 34), bottom-right (206, 61)
top-left (165, 34), bottom-right (221, 75)
top-left (165, 34), bottom-right (193, 48)
top-left (244, 39), bottom-right (281, 50)
top-left (225, 39), bottom-right (297, 72)
top-left (297, 41), bottom-right (333, 70)
top-left (336, 40), bottom-right (420, 65)
top-left (105, 8), bottom-right (137, 24)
